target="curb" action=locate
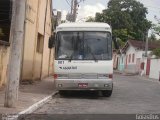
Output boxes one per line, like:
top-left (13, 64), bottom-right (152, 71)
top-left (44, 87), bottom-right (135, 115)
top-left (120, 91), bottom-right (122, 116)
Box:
top-left (136, 76), bottom-right (160, 84)
top-left (4, 91), bottom-right (58, 120)
top-left (113, 71), bottom-right (122, 74)
top-left (114, 71), bottom-right (138, 76)
top-left (122, 73), bottom-right (138, 76)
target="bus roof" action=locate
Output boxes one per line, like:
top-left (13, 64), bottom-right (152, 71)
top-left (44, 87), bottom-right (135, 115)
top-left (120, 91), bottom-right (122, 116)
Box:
top-left (56, 22), bottom-right (111, 32)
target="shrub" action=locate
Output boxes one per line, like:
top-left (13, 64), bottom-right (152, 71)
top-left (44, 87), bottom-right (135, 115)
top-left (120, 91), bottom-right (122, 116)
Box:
top-left (152, 48), bottom-right (160, 58)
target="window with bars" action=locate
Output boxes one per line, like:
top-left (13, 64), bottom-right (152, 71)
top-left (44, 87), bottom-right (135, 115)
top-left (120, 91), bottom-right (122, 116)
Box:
top-left (129, 54), bottom-right (131, 63)
top-left (0, 0), bottom-right (12, 44)
top-left (37, 33), bottom-right (44, 54)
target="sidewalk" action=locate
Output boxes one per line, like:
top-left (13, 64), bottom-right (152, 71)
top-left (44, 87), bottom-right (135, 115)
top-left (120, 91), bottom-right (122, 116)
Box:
top-left (113, 70), bottom-right (123, 74)
top-left (136, 75), bottom-right (160, 83)
top-left (0, 77), bottom-right (56, 114)
top-left (114, 70), bottom-right (138, 76)
top-left (114, 70), bottom-right (160, 83)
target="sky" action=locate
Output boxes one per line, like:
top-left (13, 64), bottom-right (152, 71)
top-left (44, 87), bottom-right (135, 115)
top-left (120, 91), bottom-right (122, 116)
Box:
top-left (52, 0), bottom-right (160, 23)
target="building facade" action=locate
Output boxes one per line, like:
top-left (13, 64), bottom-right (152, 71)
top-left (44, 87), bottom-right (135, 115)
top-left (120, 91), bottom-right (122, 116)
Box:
top-left (0, 0), bottom-right (12, 87)
top-left (0, 0), bottom-right (54, 88)
top-left (118, 40), bottom-right (158, 74)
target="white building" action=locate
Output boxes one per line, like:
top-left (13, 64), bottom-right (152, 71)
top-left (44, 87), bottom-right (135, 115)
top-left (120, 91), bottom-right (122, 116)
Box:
top-left (118, 40), bottom-right (158, 75)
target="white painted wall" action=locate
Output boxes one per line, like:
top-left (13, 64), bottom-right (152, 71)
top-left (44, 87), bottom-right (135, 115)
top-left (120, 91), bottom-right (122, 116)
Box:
top-left (120, 42), bottom-right (157, 75)
top-left (140, 58), bottom-right (147, 76)
top-left (136, 50), bottom-right (152, 59)
top-left (126, 46), bottom-right (136, 64)
top-left (125, 46), bottom-right (138, 73)
top-left (137, 51), bottom-right (154, 76)
top-left (149, 59), bottom-right (160, 80)
top-left (136, 50), bottom-right (143, 59)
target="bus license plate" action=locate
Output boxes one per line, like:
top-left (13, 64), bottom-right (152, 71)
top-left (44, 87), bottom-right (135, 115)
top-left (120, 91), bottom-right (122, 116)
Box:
top-left (78, 83), bottom-right (88, 88)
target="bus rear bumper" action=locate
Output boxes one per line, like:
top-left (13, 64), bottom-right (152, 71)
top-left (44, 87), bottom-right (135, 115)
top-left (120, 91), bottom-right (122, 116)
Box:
top-left (55, 79), bottom-right (113, 91)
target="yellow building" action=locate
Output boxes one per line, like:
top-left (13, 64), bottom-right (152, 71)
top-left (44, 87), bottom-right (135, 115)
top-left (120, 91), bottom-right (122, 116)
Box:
top-left (0, 0), bottom-right (54, 88)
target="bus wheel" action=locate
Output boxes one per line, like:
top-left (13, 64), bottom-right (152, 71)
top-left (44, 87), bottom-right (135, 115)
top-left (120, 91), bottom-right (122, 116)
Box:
top-left (101, 90), bottom-right (112, 97)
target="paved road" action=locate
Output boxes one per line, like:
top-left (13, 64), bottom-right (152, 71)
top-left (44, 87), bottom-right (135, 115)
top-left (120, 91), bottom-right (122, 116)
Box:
top-left (21, 74), bottom-right (160, 120)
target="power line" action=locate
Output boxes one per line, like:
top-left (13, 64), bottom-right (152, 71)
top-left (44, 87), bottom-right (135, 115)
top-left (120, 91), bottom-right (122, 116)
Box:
top-left (139, 1), bottom-right (160, 10)
top-left (146, 8), bottom-right (159, 14)
top-left (145, 5), bottom-right (160, 10)
top-left (138, 0), bottom-right (160, 8)
top-left (65, 0), bottom-right (71, 7)
top-left (66, 0), bottom-right (85, 22)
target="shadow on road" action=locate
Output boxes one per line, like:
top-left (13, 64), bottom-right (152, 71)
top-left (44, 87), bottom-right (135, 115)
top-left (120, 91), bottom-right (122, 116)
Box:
top-left (57, 91), bottom-right (109, 100)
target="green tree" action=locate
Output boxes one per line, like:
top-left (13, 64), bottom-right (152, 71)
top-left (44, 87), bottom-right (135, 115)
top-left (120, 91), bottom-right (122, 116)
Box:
top-left (152, 16), bottom-right (160, 36)
top-left (95, 0), bottom-right (152, 42)
top-left (148, 33), bottom-right (157, 41)
top-left (61, 20), bottom-right (66, 23)
top-left (152, 48), bottom-right (160, 58)
top-left (152, 25), bottom-right (160, 36)
top-left (86, 16), bottom-right (95, 22)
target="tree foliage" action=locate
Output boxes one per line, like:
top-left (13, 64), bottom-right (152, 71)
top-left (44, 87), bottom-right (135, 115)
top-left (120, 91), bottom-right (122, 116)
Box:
top-left (148, 33), bottom-right (157, 41)
top-left (86, 16), bottom-right (95, 22)
top-left (61, 20), bottom-right (66, 23)
top-left (152, 16), bottom-right (160, 36)
top-left (95, 0), bottom-right (152, 42)
top-left (152, 48), bottom-right (160, 58)
top-left (152, 25), bottom-right (160, 36)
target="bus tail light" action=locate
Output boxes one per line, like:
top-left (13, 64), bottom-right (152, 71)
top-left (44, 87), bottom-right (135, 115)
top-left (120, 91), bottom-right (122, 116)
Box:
top-left (54, 74), bottom-right (68, 79)
top-left (54, 74), bottom-right (58, 79)
top-left (109, 74), bottom-right (113, 79)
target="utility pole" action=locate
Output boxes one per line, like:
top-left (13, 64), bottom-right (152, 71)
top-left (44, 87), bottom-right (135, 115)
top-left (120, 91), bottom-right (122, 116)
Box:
top-left (71, 0), bottom-right (74, 14)
top-left (73, 0), bottom-right (78, 22)
top-left (66, 0), bottom-right (85, 22)
top-left (145, 30), bottom-right (149, 57)
top-left (4, 0), bottom-right (26, 108)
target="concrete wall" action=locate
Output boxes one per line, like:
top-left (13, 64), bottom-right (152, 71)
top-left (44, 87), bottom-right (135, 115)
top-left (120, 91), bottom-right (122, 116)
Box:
top-left (38, 0), bottom-right (46, 34)
top-left (39, 0), bottom-right (53, 78)
top-left (137, 51), bottom-right (153, 76)
top-left (122, 45), bottom-right (154, 74)
top-left (124, 46), bottom-right (137, 73)
top-left (22, 0), bottom-right (53, 81)
top-left (149, 59), bottom-right (160, 80)
top-left (0, 45), bottom-right (9, 87)
top-left (0, 0), bottom-right (53, 88)
top-left (22, 0), bottom-right (39, 80)
top-left (140, 58), bottom-right (147, 76)
top-left (136, 51), bottom-right (144, 73)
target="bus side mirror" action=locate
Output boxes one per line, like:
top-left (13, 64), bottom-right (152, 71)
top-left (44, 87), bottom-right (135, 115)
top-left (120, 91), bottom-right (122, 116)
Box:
top-left (48, 35), bottom-right (55, 49)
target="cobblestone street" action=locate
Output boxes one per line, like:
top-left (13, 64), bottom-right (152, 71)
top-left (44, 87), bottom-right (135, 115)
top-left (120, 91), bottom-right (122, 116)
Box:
top-left (22, 74), bottom-right (160, 120)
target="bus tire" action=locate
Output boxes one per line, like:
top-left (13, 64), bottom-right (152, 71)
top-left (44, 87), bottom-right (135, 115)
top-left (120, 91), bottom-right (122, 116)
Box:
top-left (102, 90), bottom-right (112, 97)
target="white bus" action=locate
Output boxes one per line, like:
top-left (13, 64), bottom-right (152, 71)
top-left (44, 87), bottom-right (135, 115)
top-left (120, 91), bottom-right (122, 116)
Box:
top-left (49, 22), bottom-right (113, 97)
